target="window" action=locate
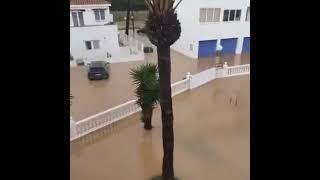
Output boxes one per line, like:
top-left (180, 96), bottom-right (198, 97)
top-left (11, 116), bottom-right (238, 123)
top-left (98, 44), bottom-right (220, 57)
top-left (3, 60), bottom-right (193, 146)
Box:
top-left (85, 40), bottom-right (100, 50)
top-left (93, 40), bottom-right (100, 49)
top-left (206, 8), bottom-right (214, 22)
top-left (85, 41), bottom-right (92, 50)
top-left (229, 10), bottom-right (235, 21)
top-left (223, 10), bottom-right (229, 21)
top-left (72, 11), bottom-right (84, 27)
top-left (199, 8), bottom-right (221, 23)
top-left (94, 9), bottom-right (106, 21)
top-left (223, 9), bottom-right (242, 22)
top-left (213, 8), bottom-right (220, 22)
top-left (246, 7), bottom-right (250, 21)
top-left (90, 67), bottom-right (105, 73)
top-left (235, 10), bottom-right (241, 21)
top-left (199, 8), bottom-right (206, 22)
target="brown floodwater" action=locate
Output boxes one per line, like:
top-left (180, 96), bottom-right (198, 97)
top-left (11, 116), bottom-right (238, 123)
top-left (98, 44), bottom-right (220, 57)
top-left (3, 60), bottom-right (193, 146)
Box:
top-left (70, 75), bottom-right (250, 180)
top-left (70, 49), bottom-right (250, 121)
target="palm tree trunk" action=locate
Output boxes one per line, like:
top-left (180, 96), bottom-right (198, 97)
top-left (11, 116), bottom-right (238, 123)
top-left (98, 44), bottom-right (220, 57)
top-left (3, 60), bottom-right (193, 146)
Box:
top-left (157, 47), bottom-right (174, 180)
top-left (144, 107), bottom-right (153, 130)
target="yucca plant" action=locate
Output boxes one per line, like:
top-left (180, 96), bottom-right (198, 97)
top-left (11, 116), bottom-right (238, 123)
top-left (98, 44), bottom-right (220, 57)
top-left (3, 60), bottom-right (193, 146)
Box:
top-left (130, 63), bottom-right (159, 130)
top-left (144, 0), bottom-right (182, 179)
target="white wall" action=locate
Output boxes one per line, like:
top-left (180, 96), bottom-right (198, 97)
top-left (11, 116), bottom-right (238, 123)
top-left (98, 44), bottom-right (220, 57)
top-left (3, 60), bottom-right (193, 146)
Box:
top-left (70, 25), bottom-right (120, 62)
top-left (70, 4), bottom-right (113, 27)
top-left (171, 0), bottom-right (199, 59)
top-left (172, 0), bottom-right (250, 58)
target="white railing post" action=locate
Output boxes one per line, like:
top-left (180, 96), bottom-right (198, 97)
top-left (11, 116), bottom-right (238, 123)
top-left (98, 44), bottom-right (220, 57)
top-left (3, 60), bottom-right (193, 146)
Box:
top-left (70, 116), bottom-right (77, 139)
top-left (223, 62), bottom-right (229, 77)
top-left (186, 72), bottom-right (192, 89)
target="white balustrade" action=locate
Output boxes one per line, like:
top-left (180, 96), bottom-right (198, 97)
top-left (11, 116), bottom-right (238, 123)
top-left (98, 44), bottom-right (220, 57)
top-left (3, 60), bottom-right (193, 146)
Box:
top-left (73, 99), bottom-right (141, 139)
top-left (226, 64), bottom-right (250, 77)
top-left (190, 68), bottom-right (216, 89)
top-left (171, 78), bottom-right (190, 97)
top-left (71, 64), bottom-right (250, 141)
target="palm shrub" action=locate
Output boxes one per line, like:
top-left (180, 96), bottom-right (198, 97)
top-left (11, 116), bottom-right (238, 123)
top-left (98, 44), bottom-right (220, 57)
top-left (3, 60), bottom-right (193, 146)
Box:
top-left (130, 63), bottom-right (159, 130)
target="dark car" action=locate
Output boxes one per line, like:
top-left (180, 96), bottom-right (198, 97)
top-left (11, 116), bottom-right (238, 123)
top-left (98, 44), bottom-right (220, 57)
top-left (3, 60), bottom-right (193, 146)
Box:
top-left (137, 28), bottom-right (147, 34)
top-left (87, 61), bottom-right (110, 80)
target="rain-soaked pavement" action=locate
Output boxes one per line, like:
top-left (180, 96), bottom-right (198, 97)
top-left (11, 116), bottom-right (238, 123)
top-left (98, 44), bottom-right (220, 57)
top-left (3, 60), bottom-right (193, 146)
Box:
top-left (70, 75), bottom-right (250, 180)
top-left (71, 49), bottom-right (250, 121)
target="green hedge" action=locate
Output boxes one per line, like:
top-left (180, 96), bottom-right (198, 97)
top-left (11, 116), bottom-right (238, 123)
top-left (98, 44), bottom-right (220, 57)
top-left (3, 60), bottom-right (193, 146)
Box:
top-left (111, 10), bottom-right (148, 21)
top-left (109, 0), bottom-right (147, 11)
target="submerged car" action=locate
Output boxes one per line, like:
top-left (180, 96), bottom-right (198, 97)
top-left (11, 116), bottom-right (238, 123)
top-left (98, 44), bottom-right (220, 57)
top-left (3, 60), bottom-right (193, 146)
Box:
top-left (87, 61), bottom-right (110, 80)
top-left (137, 28), bottom-right (147, 34)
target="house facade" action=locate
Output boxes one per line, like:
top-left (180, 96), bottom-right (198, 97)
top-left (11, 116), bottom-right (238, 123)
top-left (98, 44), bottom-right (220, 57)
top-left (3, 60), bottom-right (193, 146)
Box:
top-left (70, 0), bottom-right (120, 63)
top-left (172, 0), bottom-right (250, 59)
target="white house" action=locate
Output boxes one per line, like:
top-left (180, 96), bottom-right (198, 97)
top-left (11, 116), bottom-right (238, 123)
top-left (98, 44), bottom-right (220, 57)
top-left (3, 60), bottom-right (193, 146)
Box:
top-left (172, 0), bottom-right (250, 59)
top-left (70, 0), bottom-right (120, 63)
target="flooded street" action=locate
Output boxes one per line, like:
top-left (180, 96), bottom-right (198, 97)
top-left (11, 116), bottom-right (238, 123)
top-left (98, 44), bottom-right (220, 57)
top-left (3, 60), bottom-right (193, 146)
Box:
top-left (71, 49), bottom-right (250, 121)
top-left (70, 75), bottom-right (250, 180)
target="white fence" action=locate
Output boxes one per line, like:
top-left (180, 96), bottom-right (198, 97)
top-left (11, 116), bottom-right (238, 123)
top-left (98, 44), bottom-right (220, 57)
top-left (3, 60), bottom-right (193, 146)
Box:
top-left (171, 78), bottom-right (190, 96)
top-left (72, 100), bottom-right (141, 140)
top-left (190, 68), bottom-right (216, 89)
top-left (225, 64), bottom-right (250, 77)
top-left (70, 63), bottom-right (250, 141)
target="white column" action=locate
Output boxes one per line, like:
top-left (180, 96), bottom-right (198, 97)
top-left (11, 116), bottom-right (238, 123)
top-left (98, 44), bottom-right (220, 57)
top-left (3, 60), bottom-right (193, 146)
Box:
top-left (70, 117), bottom-right (77, 139)
top-left (186, 72), bottom-right (192, 89)
top-left (236, 37), bottom-right (244, 54)
top-left (194, 41), bottom-right (199, 59)
top-left (223, 62), bottom-right (229, 77)
top-left (186, 72), bottom-right (192, 79)
top-left (217, 39), bottom-right (221, 48)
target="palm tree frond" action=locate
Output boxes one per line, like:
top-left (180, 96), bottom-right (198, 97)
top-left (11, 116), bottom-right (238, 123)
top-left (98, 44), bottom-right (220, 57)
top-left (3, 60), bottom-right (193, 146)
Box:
top-left (130, 63), bottom-right (160, 109)
top-left (144, 0), bottom-right (154, 13)
top-left (173, 0), bottom-right (183, 11)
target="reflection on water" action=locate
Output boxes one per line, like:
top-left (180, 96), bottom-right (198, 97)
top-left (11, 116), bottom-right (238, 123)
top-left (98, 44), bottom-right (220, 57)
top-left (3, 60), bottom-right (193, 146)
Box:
top-left (140, 131), bottom-right (162, 179)
top-left (71, 75), bottom-right (250, 180)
